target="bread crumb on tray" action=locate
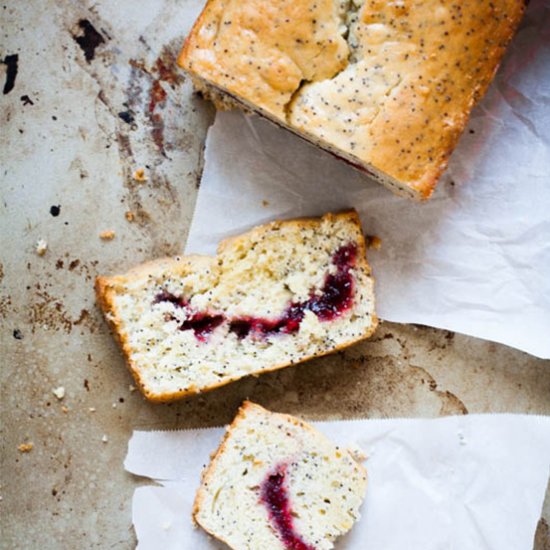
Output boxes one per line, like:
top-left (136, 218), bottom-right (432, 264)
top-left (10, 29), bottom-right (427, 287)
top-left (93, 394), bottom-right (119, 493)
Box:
top-left (52, 386), bottom-right (65, 400)
top-left (99, 230), bottom-right (116, 241)
top-left (35, 239), bottom-right (48, 256)
top-left (366, 235), bottom-right (382, 250)
top-left (18, 442), bottom-right (33, 453)
top-left (132, 168), bottom-right (148, 182)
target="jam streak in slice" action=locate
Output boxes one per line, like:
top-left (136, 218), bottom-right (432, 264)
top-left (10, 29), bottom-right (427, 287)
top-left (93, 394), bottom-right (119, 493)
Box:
top-left (227, 243), bottom-right (357, 339)
top-left (153, 294), bottom-right (224, 343)
top-left (154, 243), bottom-right (357, 342)
top-left (153, 291), bottom-right (187, 308)
top-left (260, 464), bottom-right (315, 550)
top-left (180, 313), bottom-right (224, 343)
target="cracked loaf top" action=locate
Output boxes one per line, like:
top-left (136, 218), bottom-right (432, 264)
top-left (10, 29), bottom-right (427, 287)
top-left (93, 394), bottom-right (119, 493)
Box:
top-left (178, 0), bottom-right (525, 199)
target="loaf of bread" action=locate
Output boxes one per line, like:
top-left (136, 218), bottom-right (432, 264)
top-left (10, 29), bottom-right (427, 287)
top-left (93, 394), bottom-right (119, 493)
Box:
top-left (194, 401), bottom-right (367, 549)
top-left (95, 211), bottom-right (376, 402)
top-left (178, 0), bottom-right (525, 200)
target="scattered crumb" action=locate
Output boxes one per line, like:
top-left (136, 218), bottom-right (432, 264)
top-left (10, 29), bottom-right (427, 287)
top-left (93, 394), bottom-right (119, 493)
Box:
top-left (129, 385), bottom-right (137, 392)
top-left (61, 406), bottom-right (69, 414)
top-left (261, 199), bottom-right (269, 207)
top-left (112, 403), bottom-right (117, 409)
top-left (18, 442), bottom-right (33, 453)
top-left (88, 407), bottom-right (96, 413)
top-left (366, 235), bottom-right (382, 250)
top-left (35, 239), bottom-right (48, 256)
top-left (99, 230), bottom-right (115, 241)
top-left (125, 211), bottom-right (135, 222)
top-left (101, 435), bottom-right (108, 443)
top-left (347, 443), bottom-right (368, 462)
top-left (52, 386), bottom-right (65, 400)
top-left (132, 168), bottom-right (148, 182)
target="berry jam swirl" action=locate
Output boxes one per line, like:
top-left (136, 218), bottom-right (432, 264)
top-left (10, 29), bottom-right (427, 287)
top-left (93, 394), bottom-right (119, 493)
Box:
top-left (260, 464), bottom-right (315, 550)
top-left (154, 243), bottom-right (357, 342)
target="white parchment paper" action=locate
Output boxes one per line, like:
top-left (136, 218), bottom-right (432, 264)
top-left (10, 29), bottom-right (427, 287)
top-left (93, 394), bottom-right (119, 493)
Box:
top-left (184, 2), bottom-right (550, 358)
top-left (126, 414), bottom-right (550, 550)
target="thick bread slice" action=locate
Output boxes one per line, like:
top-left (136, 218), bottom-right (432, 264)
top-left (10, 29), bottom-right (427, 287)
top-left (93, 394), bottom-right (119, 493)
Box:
top-left (178, 0), bottom-right (525, 200)
top-left (194, 401), bottom-right (367, 550)
top-left (95, 211), bottom-right (377, 402)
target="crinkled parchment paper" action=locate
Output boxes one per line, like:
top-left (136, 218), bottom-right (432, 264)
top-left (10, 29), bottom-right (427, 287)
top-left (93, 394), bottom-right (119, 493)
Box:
top-left (126, 414), bottom-right (550, 549)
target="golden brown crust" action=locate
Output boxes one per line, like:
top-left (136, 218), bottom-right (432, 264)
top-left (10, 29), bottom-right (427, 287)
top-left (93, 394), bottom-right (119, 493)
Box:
top-left (179, 0), bottom-right (526, 199)
top-left (177, 0), bottom-right (216, 87)
top-left (192, 401), bottom-right (368, 533)
top-left (95, 257), bottom-right (216, 403)
top-left (191, 401), bottom-right (251, 524)
top-left (178, 0), bottom-right (349, 119)
top-left (94, 275), bottom-right (153, 400)
top-left (95, 210), bottom-right (377, 403)
top-left (359, 0), bottom-right (526, 199)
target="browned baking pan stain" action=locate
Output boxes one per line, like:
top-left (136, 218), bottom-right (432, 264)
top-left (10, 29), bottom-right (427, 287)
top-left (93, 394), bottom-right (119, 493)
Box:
top-left (72, 19), bottom-right (105, 63)
top-left (2, 54), bottom-right (18, 94)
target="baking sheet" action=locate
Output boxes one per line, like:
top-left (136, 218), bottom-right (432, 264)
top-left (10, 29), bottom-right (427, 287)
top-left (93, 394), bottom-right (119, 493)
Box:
top-left (2, 0), bottom-right (550, 548)
top-left (185, 1), bottom-right (550, 358)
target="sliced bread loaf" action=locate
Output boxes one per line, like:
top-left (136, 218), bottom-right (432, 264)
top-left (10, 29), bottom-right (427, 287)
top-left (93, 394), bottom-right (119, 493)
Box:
top-left (95, 210), bottom-right (377, 401)
top-left (194, 401), bottom-right (367, 550)
top-left (178, 0), bottom-right (525, 199)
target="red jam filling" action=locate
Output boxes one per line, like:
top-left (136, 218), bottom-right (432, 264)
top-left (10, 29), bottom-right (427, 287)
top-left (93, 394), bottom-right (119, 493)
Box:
top-left (180, 313), bottom-right (225, 343)
top-left (154, 243), bottom-right (357, 342)
top-left (260, 464), bottom-right (315, 550)
top-left (153, 291), bottom-right (187, 308)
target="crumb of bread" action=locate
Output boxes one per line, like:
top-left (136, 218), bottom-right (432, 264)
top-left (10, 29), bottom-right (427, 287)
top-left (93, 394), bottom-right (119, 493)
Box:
top-left (99, 230), bottom-right (116, 241)
top-left (262, 200), bottom-right (269, 207)
top-left (132, 168), bottom-right (148, 182)
top-left (61, 406), bottom-right (69, 414)
top-left (89, 407), bottom-right (96, 413)
top-left (52, 386), bottom-right (65, 400)
top-left (101, 434), bottom-right (108, 443)
top-left (35, 239), bottom-right (48, 256)
top-left (125, 211), bottom-right (135, 222)
top-left (346, 443), bottom-right (368, 462)
top-left (129, 385), bottom-right (137, 392)
top-left (18, 442), bottom-right (33, 453)
top-left (366, 235), bottom-right (382, 250)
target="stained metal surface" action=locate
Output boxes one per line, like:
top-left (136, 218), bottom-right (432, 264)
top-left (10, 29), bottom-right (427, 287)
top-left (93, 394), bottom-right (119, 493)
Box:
top-left (1, 1), bottom-right (549, 548)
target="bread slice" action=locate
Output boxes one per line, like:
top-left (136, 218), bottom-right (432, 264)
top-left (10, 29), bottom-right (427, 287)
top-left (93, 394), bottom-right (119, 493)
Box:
top-left (178, 0), bottom-right (525, 200)
top-left (194, 401), bottom-right (367, 549)
top-left (95, 210), bottom-right (377, 402)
